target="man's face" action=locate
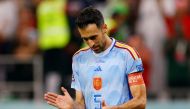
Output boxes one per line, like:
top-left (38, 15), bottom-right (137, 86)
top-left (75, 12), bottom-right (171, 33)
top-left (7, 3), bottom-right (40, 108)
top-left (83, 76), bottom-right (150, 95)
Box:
top-left (78, 24), bottom-right (107, 53)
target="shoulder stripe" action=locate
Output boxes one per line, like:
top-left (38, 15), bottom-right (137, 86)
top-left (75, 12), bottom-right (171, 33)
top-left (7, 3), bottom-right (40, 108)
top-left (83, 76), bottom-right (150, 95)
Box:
top-left (115, 42), bottom-right (139, 60)
top-left (134, 48), bottom-right (140, 58)
top-left (74, 46), bottom-right (90, 56)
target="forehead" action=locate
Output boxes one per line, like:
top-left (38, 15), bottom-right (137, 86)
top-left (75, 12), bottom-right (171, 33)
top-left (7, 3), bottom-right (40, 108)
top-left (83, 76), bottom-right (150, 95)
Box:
top-left (78, 24), bottom-right (100, 38)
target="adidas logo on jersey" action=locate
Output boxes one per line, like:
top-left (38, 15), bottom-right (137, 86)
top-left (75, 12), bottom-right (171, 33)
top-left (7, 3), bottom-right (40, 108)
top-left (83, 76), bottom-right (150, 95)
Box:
top-left (94, 66), bottom-right (102, 72)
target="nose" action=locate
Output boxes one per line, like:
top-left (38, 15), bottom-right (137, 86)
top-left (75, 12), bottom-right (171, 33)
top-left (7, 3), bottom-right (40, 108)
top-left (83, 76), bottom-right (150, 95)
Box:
top-left (87, 39), bottom-right (95, 48)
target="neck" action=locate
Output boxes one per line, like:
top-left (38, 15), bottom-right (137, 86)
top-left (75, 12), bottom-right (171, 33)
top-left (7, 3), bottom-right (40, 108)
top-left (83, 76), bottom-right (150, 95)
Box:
top-left (103, 35), bottom-right (112, 51)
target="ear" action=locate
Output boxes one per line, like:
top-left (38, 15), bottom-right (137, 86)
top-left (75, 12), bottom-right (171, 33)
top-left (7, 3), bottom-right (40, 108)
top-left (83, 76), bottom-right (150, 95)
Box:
top-left (102, 24), bottom-right (108, 34)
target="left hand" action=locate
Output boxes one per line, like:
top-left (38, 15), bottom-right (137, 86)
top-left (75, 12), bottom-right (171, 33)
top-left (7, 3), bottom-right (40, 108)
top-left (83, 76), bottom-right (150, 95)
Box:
top-left (102, 100), bottom-right (115, 109)
top-left (44, 87), bottom-right (74, 109)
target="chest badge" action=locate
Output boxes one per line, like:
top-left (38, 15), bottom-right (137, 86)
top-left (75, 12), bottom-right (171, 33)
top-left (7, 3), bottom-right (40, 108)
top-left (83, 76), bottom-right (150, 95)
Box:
top-left (93, 76), bottom-right (102, 90)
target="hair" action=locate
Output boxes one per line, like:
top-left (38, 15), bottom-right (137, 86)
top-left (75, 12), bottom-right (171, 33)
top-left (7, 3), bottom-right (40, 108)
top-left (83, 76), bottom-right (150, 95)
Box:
top-left (75, 6), bottom-right (104, 29)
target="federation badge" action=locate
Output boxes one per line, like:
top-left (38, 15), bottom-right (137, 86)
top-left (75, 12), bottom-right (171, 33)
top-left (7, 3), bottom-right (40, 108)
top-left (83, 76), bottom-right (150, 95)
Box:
top-left (136, 64), bottom-right (144, 72)
top-left (93, 76), bottom-right (102, 90)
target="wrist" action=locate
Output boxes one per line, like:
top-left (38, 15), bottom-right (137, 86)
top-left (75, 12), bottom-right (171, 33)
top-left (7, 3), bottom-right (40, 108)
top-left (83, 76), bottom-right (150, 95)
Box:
top-left (111, 105), bottom-right (119, 109)
top-left (71, 101), bottom-right (75, 109)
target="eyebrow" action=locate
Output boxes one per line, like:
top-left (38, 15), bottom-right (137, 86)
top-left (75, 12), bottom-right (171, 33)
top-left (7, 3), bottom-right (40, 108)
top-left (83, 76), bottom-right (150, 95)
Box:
top-left (82, 35), bottom-right (97, 41)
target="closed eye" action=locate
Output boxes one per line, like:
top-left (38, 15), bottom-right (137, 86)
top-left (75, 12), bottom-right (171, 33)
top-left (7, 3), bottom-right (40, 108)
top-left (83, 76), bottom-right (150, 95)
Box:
top-left (82, 35), bottom-right (97, 41)
top-left (89, 35), bottom-right (97, 40)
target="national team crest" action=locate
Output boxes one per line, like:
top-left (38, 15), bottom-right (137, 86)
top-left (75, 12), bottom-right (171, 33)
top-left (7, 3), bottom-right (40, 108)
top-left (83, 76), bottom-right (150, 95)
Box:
top-left (93, 76), bottom-right (102, 90)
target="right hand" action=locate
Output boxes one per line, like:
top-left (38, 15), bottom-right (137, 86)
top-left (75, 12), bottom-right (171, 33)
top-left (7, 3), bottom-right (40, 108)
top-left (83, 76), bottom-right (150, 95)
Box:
top-left (44, 87), bottom-right (74, 109)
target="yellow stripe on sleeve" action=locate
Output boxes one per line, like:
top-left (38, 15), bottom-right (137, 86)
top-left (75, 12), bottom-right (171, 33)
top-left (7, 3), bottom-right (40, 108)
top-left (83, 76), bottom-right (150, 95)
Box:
top-left (115, 42), bottom-right (139, 60)
top-left (74, 46), bottom-right (90, 56)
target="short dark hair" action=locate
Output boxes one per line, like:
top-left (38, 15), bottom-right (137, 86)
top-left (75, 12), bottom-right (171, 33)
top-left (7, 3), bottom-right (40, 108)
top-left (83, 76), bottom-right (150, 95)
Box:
top-left (75, 6), bottom-right (104, 29)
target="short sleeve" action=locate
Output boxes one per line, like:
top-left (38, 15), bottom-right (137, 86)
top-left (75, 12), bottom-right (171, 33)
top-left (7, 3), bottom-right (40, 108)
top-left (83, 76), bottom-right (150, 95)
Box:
top-left (125, 51), bottom-right (144, 75)
top-left (71, 57), bottom-right (81, 91)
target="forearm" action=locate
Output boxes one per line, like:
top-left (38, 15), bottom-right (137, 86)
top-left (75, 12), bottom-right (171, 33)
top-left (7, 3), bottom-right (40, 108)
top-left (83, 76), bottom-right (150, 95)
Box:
top-left (111, 85), bottom-right (147, 109)
top-left (112, 97), bottom-right (146, 109)
top-left (57, 101), bottom-right (85, 109)
top-left (113, 73), bottom-right (146, 109)
top-left (73, 101), bottom-right (85, 109)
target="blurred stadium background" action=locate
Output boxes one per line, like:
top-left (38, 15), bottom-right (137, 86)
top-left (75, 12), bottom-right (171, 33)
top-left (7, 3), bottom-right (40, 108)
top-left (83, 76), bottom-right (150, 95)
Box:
top-left (0, 0), bottom-right (190, 108)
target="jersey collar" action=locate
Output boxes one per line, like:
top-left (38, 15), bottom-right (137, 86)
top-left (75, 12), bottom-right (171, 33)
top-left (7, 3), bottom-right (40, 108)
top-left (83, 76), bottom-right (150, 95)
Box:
top-left (92, 37), bottom-right (116, 57)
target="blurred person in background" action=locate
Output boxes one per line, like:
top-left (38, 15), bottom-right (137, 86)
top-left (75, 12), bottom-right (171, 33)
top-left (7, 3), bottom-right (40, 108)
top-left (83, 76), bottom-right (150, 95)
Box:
top-left (4, 2), bottom-right (38, 99)
top-left (0, 0), bottom-right (18, 54)
top-left (161, 0), bottom-right (190, 98)
top-left (128, 35), bottom-right (152, 90)
top-left (106, 0), bottom-right (141, 42)
top-left (106, 3), bottom-right (129, 42)
top-left (37, 0), bottom-right (72, 94)
top-left (125, 0), bottom-right (142, 35)
top-left (136, 0), bottom-right (167, 99)
top-left (0, 0), bottom-right (19, 95)
top-left (65, 0), bottom-right (86, 55)
top-left (13, 6), bottom-right (38, 60)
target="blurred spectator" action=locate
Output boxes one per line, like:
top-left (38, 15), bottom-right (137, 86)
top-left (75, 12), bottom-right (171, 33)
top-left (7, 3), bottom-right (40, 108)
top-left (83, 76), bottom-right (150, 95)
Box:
top-left (0, 0), bottom-right (18, 54)
top-left (37, 0), bottom-right (71, 94)
top-left (66, 0), bottom-right (84, 52)
top-left (7, 4), bottom-right (37, 70)
top-left (13, 6), bottom-right (38, 60)
top-left (83, 0), bottom-right (107, 6)
top-left (106, 2), bottom-right (129, 41)
top-left (0, 0), bottom-right (19, 95)
top-left (163, 0), bottom-right (190, 88)
top-left (4, 3), bottom-right (38, 99)
top-left (126, 0), bottom-right (142, 35)
top-left (105, 0), bottom-right (141, 42)
top-left (136, 0), bottom-right (167, 97)
top-left (128, 35), bottom-right (152, 89)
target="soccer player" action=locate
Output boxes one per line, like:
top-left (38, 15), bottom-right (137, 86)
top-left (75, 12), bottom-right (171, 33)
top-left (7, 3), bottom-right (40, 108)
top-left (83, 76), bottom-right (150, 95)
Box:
top-left (44, 7), bottom-right (146, 109)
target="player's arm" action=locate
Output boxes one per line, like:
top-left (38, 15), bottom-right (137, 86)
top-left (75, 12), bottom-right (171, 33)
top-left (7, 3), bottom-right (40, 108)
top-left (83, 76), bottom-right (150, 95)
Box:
top-left (73, 90), bottom-right (85, 109)
top-left (121, 72), bottom-right (146, 109)
top-left (103, 72), bottom-right (146, 109)
top-left (44, 87), bottom-right (85, 109)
